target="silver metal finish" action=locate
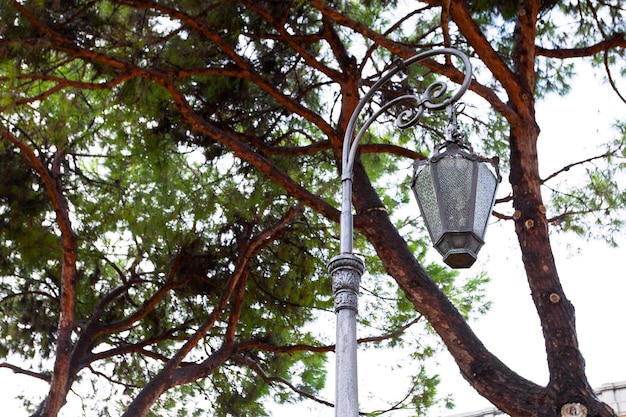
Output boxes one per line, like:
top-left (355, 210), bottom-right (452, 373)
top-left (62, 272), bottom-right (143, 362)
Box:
top-left (328, 48), bottom-right (473, 416)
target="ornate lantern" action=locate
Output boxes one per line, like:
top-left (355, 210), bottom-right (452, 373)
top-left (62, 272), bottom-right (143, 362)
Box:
top-left (411, 107), bottom-right (501, 268)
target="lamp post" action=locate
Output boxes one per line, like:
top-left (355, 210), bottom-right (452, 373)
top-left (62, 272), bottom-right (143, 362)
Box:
top-left (328, 48), bottom-right (500, 417)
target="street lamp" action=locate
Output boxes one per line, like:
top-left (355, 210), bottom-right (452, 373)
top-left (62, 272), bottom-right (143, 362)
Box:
top-left (328, 48), bottom-right (500, 417)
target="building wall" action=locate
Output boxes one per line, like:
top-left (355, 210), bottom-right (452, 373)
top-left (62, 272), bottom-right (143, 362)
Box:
top-left (597, 381), bottom-right (626, 416)
top-left (445, 381), bottom-right (626, 417)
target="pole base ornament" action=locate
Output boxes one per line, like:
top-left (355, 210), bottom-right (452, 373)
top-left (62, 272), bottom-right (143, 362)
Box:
top-left (328, 254), bottom-right (365, 313)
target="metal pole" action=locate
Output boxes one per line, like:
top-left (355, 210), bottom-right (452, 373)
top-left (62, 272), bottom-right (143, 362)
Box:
top-left (328, 48), bottom-right (472, 417)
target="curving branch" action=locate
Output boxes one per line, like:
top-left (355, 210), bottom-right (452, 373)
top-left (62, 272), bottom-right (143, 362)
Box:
top-left (535, 32), bottom-right (626, 59)
top-left (233, 353), bottom-right (335, 408)
top-left (541, 151), bottom-right (612, 184)
top-left (604, 49), bottom-right (626, 105)
top-left (0, 363), bottom-right (52, 382)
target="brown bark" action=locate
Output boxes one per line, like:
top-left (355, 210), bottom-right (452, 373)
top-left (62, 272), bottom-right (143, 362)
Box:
top-left (536, 32), bottom-right (626, 58)
top-left (506, 2), bottom-right (606, 414)
top-left (0, 129), bottom-right (78, 417)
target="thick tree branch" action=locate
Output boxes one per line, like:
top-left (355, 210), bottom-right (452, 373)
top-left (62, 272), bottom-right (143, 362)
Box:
top-left (535, 32), bottom-right (626, 58)
top-left (1, 124), bottom-right (78, 417)
top-left (510, 0), bottom-right (541, 121)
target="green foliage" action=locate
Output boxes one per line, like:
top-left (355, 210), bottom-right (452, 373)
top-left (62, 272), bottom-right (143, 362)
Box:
top-left (1, 0), bottom-right (624, 416)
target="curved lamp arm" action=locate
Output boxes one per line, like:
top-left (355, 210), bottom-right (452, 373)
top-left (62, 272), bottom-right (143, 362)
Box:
top-left (339, 48), bottom-right (473, 254)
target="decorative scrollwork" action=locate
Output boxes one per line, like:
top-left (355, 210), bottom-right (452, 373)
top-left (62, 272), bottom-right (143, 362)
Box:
top-left (394, 97), bottom-right (425, 129)
top-left (342, 48), bottom-right (472, 178)
top-left (380, 78), bottom-right (452, 131)
top-left (422, 80), bottom-right (451, 110)
top-left (390, 78), bottom-right (450, 129)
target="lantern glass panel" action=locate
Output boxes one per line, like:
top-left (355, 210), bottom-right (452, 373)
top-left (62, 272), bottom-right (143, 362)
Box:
top-left (413, 164), bottom-right (442, 242)
top-left (473, 163), bottom-right (499, 238)
top-left (435, 156), bottom-right (475, 232)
